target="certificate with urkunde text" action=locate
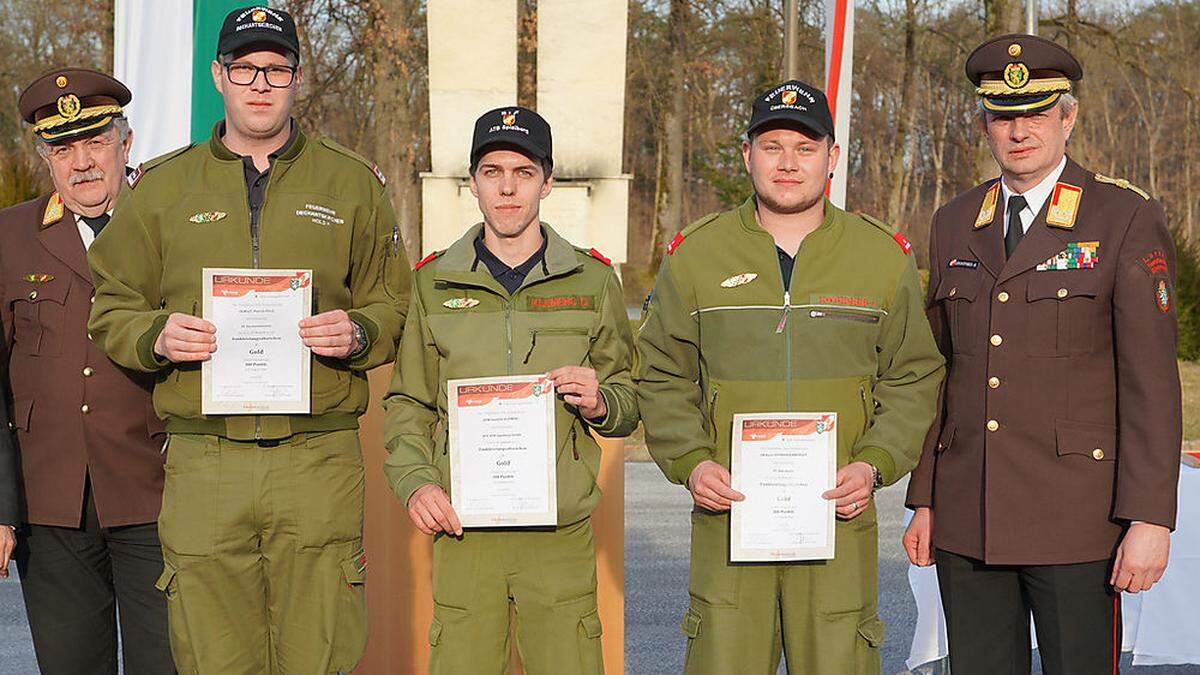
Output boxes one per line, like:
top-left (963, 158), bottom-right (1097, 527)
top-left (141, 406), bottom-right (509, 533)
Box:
top-left (448, 375), bottom-right (558, 527)
top-left (730, 413), bottom-right (837, 561)
top-left (201, 268), bottom-right (312, 415)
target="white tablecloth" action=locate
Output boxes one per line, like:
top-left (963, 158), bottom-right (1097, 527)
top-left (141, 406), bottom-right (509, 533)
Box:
top-left (906, 464), bottom-right (1200, 669)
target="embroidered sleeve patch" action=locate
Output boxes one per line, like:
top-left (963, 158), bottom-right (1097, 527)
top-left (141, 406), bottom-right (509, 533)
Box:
top-left (1156, 278), bottom-right (1171, 313)
top-left (893, 231), bottom-right (913, 254)
top-left (527, 295), bottom-right (597, 311)
top-left (1139, 250), bottom-right (1169, 276)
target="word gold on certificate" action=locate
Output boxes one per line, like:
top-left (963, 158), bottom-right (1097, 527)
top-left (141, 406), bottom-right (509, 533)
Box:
top-left (448, 375), bottom-right (558, 528)
top-left (730, 413), bottom-right (837, 562)
top-left (201, 268), bottom-right (313, 415)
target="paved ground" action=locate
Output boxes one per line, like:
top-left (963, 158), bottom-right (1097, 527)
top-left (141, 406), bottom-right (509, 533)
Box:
top-left (2, 466), bottom-right (1197, 674)
top-left (623, 461), bottom-right (1200, 675)
top-left (1, 568), bottom-right (36, 672)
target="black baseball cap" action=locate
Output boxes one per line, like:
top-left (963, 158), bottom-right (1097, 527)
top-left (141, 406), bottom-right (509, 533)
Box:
top-left (217, 6), bottom-right (300, 62)
top-left (746, 80), bottom-right (834, 141)
top-left (470, 106), bottom-right (553, 171)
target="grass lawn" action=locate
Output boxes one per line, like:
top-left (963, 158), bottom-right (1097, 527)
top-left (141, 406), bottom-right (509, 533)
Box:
top-left (625, 360), bottom-right (1200, 460)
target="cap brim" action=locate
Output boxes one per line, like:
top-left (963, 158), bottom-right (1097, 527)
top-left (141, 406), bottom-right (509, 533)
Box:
top-left (746, 113), bottom-right (833, 140)
top-left (219, 32), bottom-right (299, 61)
top-left (979, 91), bottom-right (1061, 115)
top-left (471, 138), bottom-right (552, 168)
top-left (37, 116), bottom-right (119, 143)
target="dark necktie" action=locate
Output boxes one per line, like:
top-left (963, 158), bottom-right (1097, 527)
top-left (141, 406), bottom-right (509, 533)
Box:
top-left (81, 213), bottom-right (110, 237)
top-left (1005, 195), bottom-right (1027, 258)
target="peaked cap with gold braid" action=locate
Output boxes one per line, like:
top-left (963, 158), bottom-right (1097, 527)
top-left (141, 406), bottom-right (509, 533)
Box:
top-left (966, 34), bottom-right (1082, 114)
top-left (18, 68), bottom-right (131, 143)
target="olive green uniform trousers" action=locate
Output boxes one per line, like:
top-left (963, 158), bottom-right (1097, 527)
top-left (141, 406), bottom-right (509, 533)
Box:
top-left (683, 511), bottom-right (885, 675)
top-left (427, 518), bottom-right (604, 675)
top-left (156, 430), bottom-right (367, 674)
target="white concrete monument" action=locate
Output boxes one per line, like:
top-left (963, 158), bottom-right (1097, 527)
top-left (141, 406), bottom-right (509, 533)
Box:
top-left (421, 0), bottom-right (632, 265)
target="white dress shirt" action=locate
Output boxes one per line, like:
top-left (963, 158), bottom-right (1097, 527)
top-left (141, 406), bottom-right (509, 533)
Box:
top-left (73, 210), bottom-right (113, 251)
top-left (1000, 155), bottom-right (1067, 236)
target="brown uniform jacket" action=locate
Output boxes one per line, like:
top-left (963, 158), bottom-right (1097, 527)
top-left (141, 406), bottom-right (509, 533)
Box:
top-left (907, 158), bottom-right (1182, 565)
top-left (0, 192), bottom-right (165, 528)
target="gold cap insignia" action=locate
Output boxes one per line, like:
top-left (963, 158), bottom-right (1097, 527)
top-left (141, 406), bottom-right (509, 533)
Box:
top-left (1007, 43), bottom-right (1022, 57)
top-left (781, 90), bottom-right (798, 105)
top-left (55, 75), bottom-right (68, 88)
top-left (56, 93), bottom-right (81, 120)
top-left (1003, 63), bottom-right (1030, 90)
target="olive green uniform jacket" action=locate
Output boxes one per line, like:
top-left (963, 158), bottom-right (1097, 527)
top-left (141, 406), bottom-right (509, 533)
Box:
top-left (382, 223), bottom-right (638, 526)
top-left (638, 197), bottom-right (944, 488)
top-left (87, 126), bottom-right (410, 439)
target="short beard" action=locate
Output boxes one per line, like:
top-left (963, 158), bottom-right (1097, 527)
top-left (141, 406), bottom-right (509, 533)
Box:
top-left (756, 188), bottom-right (824, 216)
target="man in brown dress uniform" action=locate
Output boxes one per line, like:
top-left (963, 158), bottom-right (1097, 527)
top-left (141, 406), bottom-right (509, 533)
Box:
top-left (0, 68), bottom-right (173, 674)
top-left (903, 34), bottom-right (1182, 675)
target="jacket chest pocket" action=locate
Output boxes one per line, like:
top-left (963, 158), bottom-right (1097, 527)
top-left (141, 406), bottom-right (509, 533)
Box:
top-left (933, 271), bottom-right (982, 355)
top-left (521, 325), bottom-right (593, 371)
top-left (8, 280), bottom-right (71, 356)
top-left (1025, 274), bottom-right (1102, 357)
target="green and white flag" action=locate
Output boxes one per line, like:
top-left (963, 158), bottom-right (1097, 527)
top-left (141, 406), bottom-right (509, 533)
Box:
top-left (114, 0), bottom-right (250, 165)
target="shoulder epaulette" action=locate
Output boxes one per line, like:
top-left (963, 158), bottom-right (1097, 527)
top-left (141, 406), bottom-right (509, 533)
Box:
top-left (318, 137), bottom-right (385, 186)
top-left (576, 247), bottom-right (612, 266)
top-left (1094, 173), bottom-right (1150, 201)
top-left (414, 250), bottom-right (442, 271)
top-left (857, 212), bottom-right (912, 254)
top-left (128, 143), bottom-right (194, 189)
top-left (667, 212), bottom-right (720, 255)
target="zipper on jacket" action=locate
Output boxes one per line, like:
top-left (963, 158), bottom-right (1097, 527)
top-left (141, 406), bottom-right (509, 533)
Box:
top-left (775, 290), bottom-right (791, 334)
top-left (860, 384), bottom-right (870, 433)
top-left (391, 222), bottom-right (400, 256)
top-left (523, 330), bottom-right (538, 365)
top-left (810, 308), bottom-right (881, 324)
top-left (706, 386), bottom-right (720, 440)
top-left (570, 425), bottom-right (579, 460)
top-left (250, 208), bottom-right (261, 268)
top-left (505, 302), bottom-right (513, 373)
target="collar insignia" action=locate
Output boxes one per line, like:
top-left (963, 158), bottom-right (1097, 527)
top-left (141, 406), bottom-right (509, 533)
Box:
top-left (975, 183), bottom-right (999, 229)
top-left (1046, 182), bottom-right (1083, 229)
top-left (42, 193), bottom-right (64, 226)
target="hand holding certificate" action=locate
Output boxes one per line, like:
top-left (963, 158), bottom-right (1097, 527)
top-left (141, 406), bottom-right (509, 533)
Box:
top-left (448, 375), bottom-right (558, 527)
top-left (730, 413), bottom-right (837, 562)
top-left (202, 268), bottom-right (312, 415)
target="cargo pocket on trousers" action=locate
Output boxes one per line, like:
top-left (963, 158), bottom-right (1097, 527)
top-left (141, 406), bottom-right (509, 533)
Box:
top-left (856, 614), bottom-right (885, 673)
top-left (681, 607), bottom-right (702, 666)
top-left (428, 616), bottom-right (443, 646)
top-left (330, 550), bottom-right (368, 672)
top-left (155, 562), bottom-right (198, 674)
top-left (577, 607), bottom-right (604, 674)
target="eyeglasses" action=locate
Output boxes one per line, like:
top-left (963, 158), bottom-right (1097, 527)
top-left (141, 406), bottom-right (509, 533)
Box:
top-left (224, 62), bottom-right (296, 88)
